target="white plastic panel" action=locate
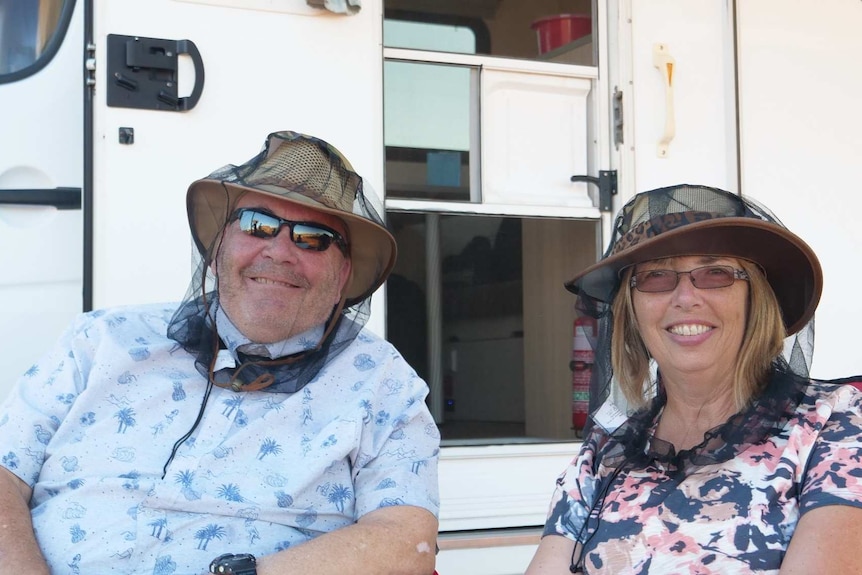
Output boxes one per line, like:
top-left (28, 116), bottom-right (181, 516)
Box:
top-left (438, 442), bottom-right (577, 531)
top-left (0, 1), bottom-right (83, 401)
top-left (626, 0), bottom-right (737, 193)
top-left (481, 69), bottom-right (593, 207)
top-left (736, 0), bottom-right (862, 378)
top-left (436, 542), bottom-right (539, 575)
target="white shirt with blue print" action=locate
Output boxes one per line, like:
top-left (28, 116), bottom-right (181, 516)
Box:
top-left (0, 303), bottom-right (440, 575)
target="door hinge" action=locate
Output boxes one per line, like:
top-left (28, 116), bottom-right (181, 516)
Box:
top-left (570, 170), bottom-right (618, 212)
top-left (85, 43), bottom-right (96, 88)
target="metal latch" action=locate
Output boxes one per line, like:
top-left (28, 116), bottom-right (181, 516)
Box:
top-left (570, 170), bottom-right (618, 212)
top-left (106, 34), bottom-right (205, 111)
top-left (612, 87), bottom-right (624, 149)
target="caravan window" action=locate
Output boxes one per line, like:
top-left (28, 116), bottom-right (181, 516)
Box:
top-left (385, 0), bottom-right (594, 64)
top-left (383, 19), bottom-right (479, 203)
top-left (383, 0), bottom-right (600, 445)
top-left (0, 0), bottom-right (72, 81)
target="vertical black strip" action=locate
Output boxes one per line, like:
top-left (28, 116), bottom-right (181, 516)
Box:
top-left (731, 0), bottom-right (742, 196)
top-left (83, 0), bottom-right (94, 312)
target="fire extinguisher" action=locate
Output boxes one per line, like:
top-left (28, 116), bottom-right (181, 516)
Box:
top-left (571, 315), bottom-right (597, 434)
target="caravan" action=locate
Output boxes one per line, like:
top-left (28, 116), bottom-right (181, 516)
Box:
top-left (1, 0), bottom-right (861, 571)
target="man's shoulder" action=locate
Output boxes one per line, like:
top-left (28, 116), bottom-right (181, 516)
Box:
top-left (336, 328), bottom-right (426, 381)
top-left (353, 327), bottom-right (386, 345)
top-left (72, 302), bottom-right (181, 333)
top-left (347, 327), bottom-right (400, 357)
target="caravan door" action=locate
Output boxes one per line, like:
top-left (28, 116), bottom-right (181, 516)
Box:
top-left (0, 0), bottom-right (83, 399)
top-left (89, 0), bottom-right (387, 328)
top-left (422, 0), bottom-right (744, 571)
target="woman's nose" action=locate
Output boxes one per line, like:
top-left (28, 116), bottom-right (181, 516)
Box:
top-left (671, 272), bottom-right (701, 302)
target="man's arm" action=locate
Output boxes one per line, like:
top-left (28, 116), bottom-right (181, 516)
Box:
top-left (255, 505), bottom-right (438, 575)
top-left (0, 466), bottom-right (50, 574)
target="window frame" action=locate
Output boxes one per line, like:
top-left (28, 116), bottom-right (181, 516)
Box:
top-left (384, 8), bottom-right (491, 55)
top-left (0, 0), bottom-right (77, 84)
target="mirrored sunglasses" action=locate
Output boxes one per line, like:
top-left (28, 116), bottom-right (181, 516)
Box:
top-left (630, 265), bottom-right (750, 293)
top-left (231, 208), bottom-right (348, 254)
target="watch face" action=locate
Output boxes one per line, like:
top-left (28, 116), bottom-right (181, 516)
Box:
top-left (209, 553), bottom-right (257, 575)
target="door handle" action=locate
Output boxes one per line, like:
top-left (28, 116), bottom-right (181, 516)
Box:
top-left (570, 171), bottom-right (617, 212)
top-left (0, 187), bottom-right (81, 210)
top-left (653, 43), bottom-right (675, 158)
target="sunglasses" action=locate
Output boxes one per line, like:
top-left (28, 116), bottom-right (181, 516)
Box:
top-left (231, 208), bottom-right (348, 254)
top-left (629, 265), bottom-right (750, 293)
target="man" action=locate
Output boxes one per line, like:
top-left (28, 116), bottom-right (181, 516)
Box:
top-left (0, 131), bottom-right (440, 574)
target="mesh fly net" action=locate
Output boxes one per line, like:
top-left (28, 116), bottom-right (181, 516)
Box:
top-left (166, 132), bottom-right (387, 394)
top-left (575, 185), bottom-right (816, 477)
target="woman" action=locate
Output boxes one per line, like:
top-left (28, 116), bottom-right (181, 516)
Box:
top-left (526, 185), bottom-right (862, 574)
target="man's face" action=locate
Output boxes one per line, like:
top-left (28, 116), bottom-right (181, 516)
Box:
top-left (215, 192), bottom-right (352, 343)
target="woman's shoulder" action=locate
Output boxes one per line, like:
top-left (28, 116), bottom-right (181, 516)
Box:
top-left (797, 377), bottom-right (862, 426)
top-left (804, 376), bottom-right (862, 403)
top-left (813, 376), bottom-right (862, 394)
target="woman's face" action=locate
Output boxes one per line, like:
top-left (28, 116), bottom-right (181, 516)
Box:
top-left (631, 255), bottom-right (749, 386)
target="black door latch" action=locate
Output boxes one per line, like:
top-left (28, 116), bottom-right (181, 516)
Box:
top-left (106, 34), bottom-right (205, 112)
top-left (570, 170), bottom-right (617, 212)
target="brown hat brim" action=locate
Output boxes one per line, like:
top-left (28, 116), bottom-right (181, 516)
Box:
top-left (188, 179), bottom-right (397, 305)
top-left (565, 218), bottom-right (822, 335)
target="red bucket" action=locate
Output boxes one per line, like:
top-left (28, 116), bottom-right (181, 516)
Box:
top-left (530, 14), bottom-right (592, 55)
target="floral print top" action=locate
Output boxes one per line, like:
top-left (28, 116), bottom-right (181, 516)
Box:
top-left (0, 304), bottom-right (440, 575)
top-left (543, 381), bottom-right (862, 574)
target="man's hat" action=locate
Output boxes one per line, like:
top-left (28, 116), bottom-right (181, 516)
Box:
top-left (187, 131), bottom-right (396, 305)
top-left (565, 184), bottom-right (822, 335)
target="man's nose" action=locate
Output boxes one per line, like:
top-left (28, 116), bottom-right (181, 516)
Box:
top-left (262, 229), bottom-right (300, 261)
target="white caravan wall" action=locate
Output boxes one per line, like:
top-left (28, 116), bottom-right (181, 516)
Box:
top-left (0, 3), bottom-right (83, 400)
top-left (737, 0), bottom-right (862, 378)
top-left (627, 0), bottom-right (738, 194)
top-left (91, 0), bottom-right (387, 335)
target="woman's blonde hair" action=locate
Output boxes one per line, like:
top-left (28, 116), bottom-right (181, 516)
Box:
top-left (610, 258), bottom-right (785, 410)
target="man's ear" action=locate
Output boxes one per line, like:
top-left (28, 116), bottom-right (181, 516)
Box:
top-left (336, 257), bottom-right (352, 305)
top-left (208, 226), bottom-right (229, 276)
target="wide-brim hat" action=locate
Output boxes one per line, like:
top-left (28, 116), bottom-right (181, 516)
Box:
top-left (186, 131), bottom-right (396, 305)
top-left (565, 184), bottom-right (822, 335)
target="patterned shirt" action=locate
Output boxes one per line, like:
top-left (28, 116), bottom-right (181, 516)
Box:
top-left (0, 303), bottom-right (440, 575)
top-left (543, 381), bottom-right (862, 574)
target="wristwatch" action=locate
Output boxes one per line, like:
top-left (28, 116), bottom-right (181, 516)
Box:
top-left (209, 553), bottom-right (257, 575)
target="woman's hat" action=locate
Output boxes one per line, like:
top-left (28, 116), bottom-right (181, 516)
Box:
top-left (565, 184), bottom-right (822, 335)
top-left (186, 131), bottom-right (396, 305)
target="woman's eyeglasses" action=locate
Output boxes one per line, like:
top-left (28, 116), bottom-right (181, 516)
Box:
top-left (629, 265), bottom-right (749, 293)
top-left (231, 208), bottom-right (348, 254)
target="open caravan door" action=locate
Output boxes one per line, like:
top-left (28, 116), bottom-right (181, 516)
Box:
top-left (0, 0), bottom-right (83, 400)
top-left (89, 0), bottom-right (386, 322)
top-left (428, 0), bottom-right (748, 571)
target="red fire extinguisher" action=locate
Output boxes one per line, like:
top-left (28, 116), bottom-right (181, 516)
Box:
top-left (571, 315), bottom-right (597, 433)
